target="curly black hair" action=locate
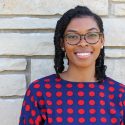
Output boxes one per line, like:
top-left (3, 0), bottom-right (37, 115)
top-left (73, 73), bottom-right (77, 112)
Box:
top-left (54, 6), bottom-right (107, 83)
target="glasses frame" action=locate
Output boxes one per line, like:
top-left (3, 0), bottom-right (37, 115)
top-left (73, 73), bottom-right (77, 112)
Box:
top-left (63, 32), bottom-right (103, 45)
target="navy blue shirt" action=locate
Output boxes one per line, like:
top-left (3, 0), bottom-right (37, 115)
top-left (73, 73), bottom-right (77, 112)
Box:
top-left (19, 74), bottom-right (125, 125)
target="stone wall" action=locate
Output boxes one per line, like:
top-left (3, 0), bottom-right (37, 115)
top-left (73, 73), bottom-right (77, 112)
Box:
top-left (0, 0), bottom-right (125, 124)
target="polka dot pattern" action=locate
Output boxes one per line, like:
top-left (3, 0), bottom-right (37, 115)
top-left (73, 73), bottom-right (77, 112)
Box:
top-left (19, 74), bottom-right (125, 125)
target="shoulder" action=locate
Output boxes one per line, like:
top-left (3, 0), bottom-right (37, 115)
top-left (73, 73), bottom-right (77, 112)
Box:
top-left (28, 74), bottom-right (57, 90)
top-left (105, 76), bottom-right (125, 92)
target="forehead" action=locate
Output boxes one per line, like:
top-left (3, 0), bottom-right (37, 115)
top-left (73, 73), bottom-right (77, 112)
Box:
top-left (65, 16), bottom-right (99, 33)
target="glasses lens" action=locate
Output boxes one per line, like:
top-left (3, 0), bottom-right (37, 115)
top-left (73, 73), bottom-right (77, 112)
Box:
top-left (85, 32), bottom-right (100, 44)
top-left (64, 33), bottom-right (80, 45)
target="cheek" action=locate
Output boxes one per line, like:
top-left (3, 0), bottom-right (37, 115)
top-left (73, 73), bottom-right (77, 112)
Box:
top-left (93, 45), bottom-right (102, 59)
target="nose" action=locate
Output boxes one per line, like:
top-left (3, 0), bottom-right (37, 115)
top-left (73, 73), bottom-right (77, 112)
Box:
top-left (78, 37), bottom-right (88, 47)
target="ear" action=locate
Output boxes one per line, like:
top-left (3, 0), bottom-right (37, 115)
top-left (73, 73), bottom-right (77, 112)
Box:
top-left (100, 35), bottom-right (105, 48)
top-left (60, 38), bottom-right (65, 50)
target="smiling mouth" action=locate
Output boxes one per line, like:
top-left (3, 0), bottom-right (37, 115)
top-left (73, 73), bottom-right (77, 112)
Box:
top-left (75, 52), bottom-right (92, 59)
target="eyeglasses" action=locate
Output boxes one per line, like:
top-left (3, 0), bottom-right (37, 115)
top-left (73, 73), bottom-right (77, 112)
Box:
top-left (64, 32), bottom-right (103, 45)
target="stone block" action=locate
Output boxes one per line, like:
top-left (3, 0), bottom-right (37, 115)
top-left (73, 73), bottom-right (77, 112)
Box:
top-left (0, 74), bottom-right (26, 96)
top-left (0, 99), bottom-right (23, 125)
top-left (0, 58), bottom-right (27, 72)
top-left (105, 58), bottom-right (125, 83)
top-left (0, 0), bottom-right (108, 15)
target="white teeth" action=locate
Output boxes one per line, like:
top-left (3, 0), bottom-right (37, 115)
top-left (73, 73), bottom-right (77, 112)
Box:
top-left (76, 53), bottom-right (91, 56)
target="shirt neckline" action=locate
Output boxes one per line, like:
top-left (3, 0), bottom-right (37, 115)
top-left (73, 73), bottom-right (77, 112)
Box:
top-left (53, 73), bottom-right (101, 84)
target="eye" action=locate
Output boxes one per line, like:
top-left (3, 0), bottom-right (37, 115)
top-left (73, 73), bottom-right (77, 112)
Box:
top-left (86, 33), bottom-right (98, 38)
top-left (66, 34), bottom-right (79, 40)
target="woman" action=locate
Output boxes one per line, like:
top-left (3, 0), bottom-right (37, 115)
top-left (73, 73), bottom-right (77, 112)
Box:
top-left (19, 6), bottom-right (125, 125)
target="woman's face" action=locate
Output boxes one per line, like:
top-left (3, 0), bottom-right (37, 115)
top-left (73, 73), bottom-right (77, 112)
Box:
top-left (63, 16), bottom-right (104, 69)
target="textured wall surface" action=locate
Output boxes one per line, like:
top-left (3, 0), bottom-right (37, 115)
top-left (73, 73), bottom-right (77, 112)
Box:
top-left (0, 0), bottom-right (125, 124)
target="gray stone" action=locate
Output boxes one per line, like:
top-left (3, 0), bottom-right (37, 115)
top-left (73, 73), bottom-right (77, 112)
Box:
top-left (112, 4), bottom-right (125, 16)
top-left (0, 74), bottom-right (26, 96)
top-left (0, 58), bottom-right (27, 72)
top-left (0, 99), bottom-right (23, 125)
top-left (0, 0), bottom-right (108, 15)
top-left (0, 17), bottom-right (57, 29)
top-left (105, 58), bottom-right (125, 83)
top-left (103, 18), bottom-right (125, 46)
top-left (0, 33), bottom-right (54, 56)
top-left (31, 58), bottom-right (68, 82)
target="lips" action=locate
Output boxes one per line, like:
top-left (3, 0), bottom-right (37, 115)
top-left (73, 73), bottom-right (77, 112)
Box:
top-left (74, 51), bottom-right (92, 59)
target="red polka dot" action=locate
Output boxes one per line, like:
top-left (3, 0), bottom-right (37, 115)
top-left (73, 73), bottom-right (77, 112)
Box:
top-left (42, 115), bottom-right (46, 120)
top-left (44, 79), bottom-right (50, 82)
top-left (56, 100), bottom-right (63, 105)
top-left (47, 108), bottom-right (53, 114)
top-left (78, 100), bottom-right (84, 105)
top-left (34, 101), bottom-right (38, 107)
top-left (108, 87), bottom-right (115, 92)
top-left (67, 91), bottom-right (73, 96)
top-left (34, 84), bottom-right (40, 89)
top-left (109, 81), bottom-right (115, 85)
top-left (56, 108), bottom-right (63, 114)
top-left (44, 84), bottom-right (51, 89)
top-left (99, 92), bottom-right (105, 97)
top-left (25, 104), bottom-right (30, 111)
top-left (67, 108), bottom-right (74, 114)
top-left (39, 100), bottom-right (45, 105)
top-left (66, 83), bottom-right (73, 88)
top-left (56, 117), bottom-right (63, 123)
top-left (48, 118), bottom-right (53, 124)
top-left (109, 94), bottom-right (114, 99)
top-left (31, 110), bottom-right (36, 116)
top-left (56, 91), bottom-right (62, 97)
top-left (100, 117), bottom-right (107, 123)
top-left (33, 79), bottom-right (39, 83)
top-left (89, 100), bottom-right (95, 106)
top-left (111, 118), bottom-right (117, 124)
top-left (119, 88), bottom-right (125, 93)
top-left (110, 109), bottom-right (116, 114)
top-left (100, 100), bottom-right (105, 106)
top-left (41, 108), bottom-right (47, 113)
top-left (90, 117), bottom-right (96, 123)
top-left (46, 91), bottom-right (52, 97)
top-left (120, 110), bottom-right (124, 116)
top-left (55, 78), bottom-right (61, 82)
top-left (67, 117), bottom-right (74, 123)
top-left (118, 93), bottom-right (122, 98)
top-left (99, 85), bottom-right (104, 90)
top-left (31, 96), bottom-right (34, 102)
top-left (26, 89), bottom-right (31, 96)
top-left (67, 99), bottom-right (73, 105)
top-left (89, 83), bottom-right (95, 88)
top-left (78, 117), bottom-right (85, 123)
top-left (78, 91), bottom-right (84, 96)
top-left (123, 100), bottom-right (125, 106)
top-left (110, 102), bottom-right (115, 107)
top-left (78, 109), bottom-right (85, 114)
top-left (119, 101), bottom-right (123, 107)
top-left (35, 115), bottom-right (42, 124)
top-left (36, 91), bottom-right (42, 97)
top-left (77, 83), bottom-right (84, 88)
top-left (46, 100), bottom-right (52, 106)
top-left (89, 108), bottom-right (96, 114)
top-left (89, 91), bottom-right (95, 97)
top-left (23, 119), bottom-right (26, 124)
top-left (100, 108), bottom-right (106, 114)
top-left (23, 101), bottom-right (26, 106)
top-left (55, 84), bottom-right (62, 89)
top-left (29, 118), bottom-right (34, 124)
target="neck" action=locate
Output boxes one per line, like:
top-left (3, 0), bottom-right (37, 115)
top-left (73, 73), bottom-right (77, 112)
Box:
top-left (60, 64), bottom-right (96, 82)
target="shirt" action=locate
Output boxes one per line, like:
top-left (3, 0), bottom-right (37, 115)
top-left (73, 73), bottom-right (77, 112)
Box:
top-left (19, 74), bottom-right (125, 125)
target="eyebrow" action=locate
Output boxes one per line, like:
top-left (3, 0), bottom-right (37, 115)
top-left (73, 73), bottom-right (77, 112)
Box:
top-left (66, 28), bottom-right (99, 33)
